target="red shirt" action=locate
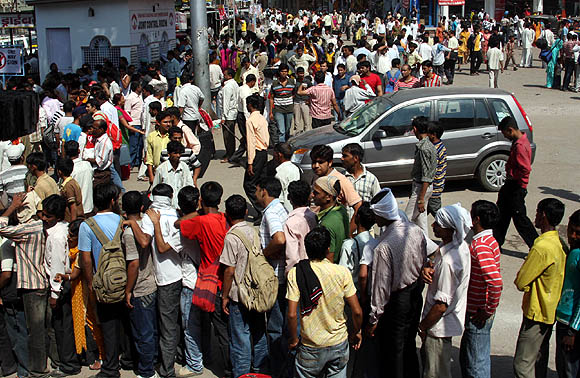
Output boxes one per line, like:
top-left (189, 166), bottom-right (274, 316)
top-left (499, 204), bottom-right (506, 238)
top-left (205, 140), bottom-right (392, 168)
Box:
top-left (506, 133), bottom-right (532, 189)
top-left (421, 74), bottom-right (442, 87)
top-left (467, 230), bottom-right (503, 315)
top-left (180, 212), bottom-right (228, 271)
top-left (359, 72), bottom-right (382, 94)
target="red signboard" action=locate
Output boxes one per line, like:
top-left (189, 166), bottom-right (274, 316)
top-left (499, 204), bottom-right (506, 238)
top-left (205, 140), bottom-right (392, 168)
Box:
top-left (438, 0), bottom-right (465, 5)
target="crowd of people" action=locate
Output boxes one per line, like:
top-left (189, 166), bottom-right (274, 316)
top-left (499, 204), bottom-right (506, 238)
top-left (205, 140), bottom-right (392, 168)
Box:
top-left (0, 6), bottom-right (579, 378)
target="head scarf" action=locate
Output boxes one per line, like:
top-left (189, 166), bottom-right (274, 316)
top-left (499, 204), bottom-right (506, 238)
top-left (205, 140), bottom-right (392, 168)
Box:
top-left (370, 188), bottom-right (400, 221)
top-left (435, 203), bottom-right (472, 248)
top-left (150, 195), bottom-right (173, 210)
top-left (315, 176), bottom-right (339, 197)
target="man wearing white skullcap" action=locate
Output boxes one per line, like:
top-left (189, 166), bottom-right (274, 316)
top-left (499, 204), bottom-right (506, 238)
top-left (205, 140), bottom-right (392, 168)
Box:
top-left (0, 143), bottom-right (28, 204)
top-left (365, 188), bottom-right (429, 378)
top-left (419, 203), bottom-right (472, 378)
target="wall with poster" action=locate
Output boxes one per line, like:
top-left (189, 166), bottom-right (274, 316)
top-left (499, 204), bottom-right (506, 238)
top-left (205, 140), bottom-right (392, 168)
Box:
top-left (128, 0), bottom-right (176, 64)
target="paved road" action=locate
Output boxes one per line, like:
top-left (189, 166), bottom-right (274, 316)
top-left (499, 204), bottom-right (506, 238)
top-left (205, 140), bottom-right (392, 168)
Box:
top-left (37, 48), bottom-right (579, 378)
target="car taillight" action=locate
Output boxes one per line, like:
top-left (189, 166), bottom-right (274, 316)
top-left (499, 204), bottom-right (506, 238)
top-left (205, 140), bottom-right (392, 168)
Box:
top-left (512, 94), bottom-right (533, 132)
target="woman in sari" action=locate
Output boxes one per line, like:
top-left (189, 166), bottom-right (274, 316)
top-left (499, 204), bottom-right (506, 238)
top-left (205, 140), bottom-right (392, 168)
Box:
top-left (546, 36), bottom-right (563, 88)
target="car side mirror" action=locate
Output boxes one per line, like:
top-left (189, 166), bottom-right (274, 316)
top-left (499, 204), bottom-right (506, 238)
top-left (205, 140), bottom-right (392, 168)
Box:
top-left (372, 129), bottom-right (387, 140)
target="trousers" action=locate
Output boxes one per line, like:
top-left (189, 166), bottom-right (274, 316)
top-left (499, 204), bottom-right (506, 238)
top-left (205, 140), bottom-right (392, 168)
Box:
top-left (21, 289), bottom-right (48, 376)
top-left (520, 48), bottom-right (533, 67)
top-left (158, 281), bottom-right (182, 378)
top-left (52, 282), bottom-right (81, 373)
top-left (243, 150), bottom-right (267, 214)
top-left (405, 181), bottom-right (433, 237)
top-left (459, 313), bottom-right (495, 378)
top-left (293, 102), bottom-right (311, 134)
top-left (489, 69), bottom-right (500, 88)
top-left (422, 335), bottom-right (452, 378)
top-left (513, 317), bottom-right (552, 378)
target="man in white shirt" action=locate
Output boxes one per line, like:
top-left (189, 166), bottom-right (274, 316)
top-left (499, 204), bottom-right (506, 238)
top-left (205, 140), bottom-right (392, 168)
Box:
top-left (96, 91), bottom-right (119, 129)
top-left (520, 24), bottom-right (535, 68)
top-left (231, 74), bottom-right (256, 164)
top-left (209, 52), bottom-right (224, 107)
top-left (219, 68), bottom-right (240, 162)
top-left (273, 143), bottom-right (300, 212)
top-left (64, 141), bottom-right (93, 215)
top-left (288, 46), bottom-right (316, 76)
top-left (87, 119), bottom-right (114, 189)
top-left (141, 85), bottom-right (162, 137)
top-left (152, 141), bottom-right (194, 208)
top-left (124, 82), bottom-right (145, 168)
top-left (41, 194), bottom-right (81, 376)
top-left (419, 204), bottom-right (472, 378)
top-left (487, 40), bottom-right (504, 88)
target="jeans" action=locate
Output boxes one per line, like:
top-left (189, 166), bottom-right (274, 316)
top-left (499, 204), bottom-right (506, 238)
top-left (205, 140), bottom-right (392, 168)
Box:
top-left (459, 313), bottom-right (495, 378)
top-left (493, 180), bottom-right (538, 249)
top-left (422, 335), bottom-right (452, 378)
top-left (274, 112), bottom-right (293, 142)
top-left (21, 289), bottom-right (48, 376)
top-left (167, 78), bottom-right (177, 96)
top-left (375, 280), bottom-right (423, 378)
top-left (157, 280), bottom-right (182, 378)
top-left (555, 322), bottom-right (580, 378)
top-left (470, 50), bottom-right (483, 73)
top-left (228, 301), bottom-right (268, 378)
top-left (129, 127), bottom-right (144, 167)
top-left (513, 317), bottom-right (553, 378)
top-left (52, 282), bottom-right (81, 373)
top-left (405, 181), bottom-right (433, 237)
top-left (128, 291), bottom-right (158, 378)
top-left (243, 150), bottom-right (267, 214)
top-left (180, 287), bottom-right (203, 373)
top-left (110, 166), bottom-right (125, 193)
top-left (433, 64), bottom-right (445, 77)
top-left (267, 284), bottom-right (289, 377)
top-left (3, 303), bottom-right (28, 377)
top-left (209, 291), bottom-right (232, 378)
top-left (444, 59), bottom-right (456, 84)
top-left (96, 301), bottom-right (125, 378)
top-left (296, 340), bottom-right (349, 378)
top-left (562, 58), bottom-right (576, 90)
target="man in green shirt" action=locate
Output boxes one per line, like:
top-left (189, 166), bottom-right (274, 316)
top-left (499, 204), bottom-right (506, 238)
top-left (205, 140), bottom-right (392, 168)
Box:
top-left (312, 176), bottom-right (349, 263)
top-left (513, 198), bottom-right (566, 378)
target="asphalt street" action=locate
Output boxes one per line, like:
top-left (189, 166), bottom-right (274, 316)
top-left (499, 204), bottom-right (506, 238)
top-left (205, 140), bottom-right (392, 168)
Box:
top-left (60, 47), bottom-right (579, 378)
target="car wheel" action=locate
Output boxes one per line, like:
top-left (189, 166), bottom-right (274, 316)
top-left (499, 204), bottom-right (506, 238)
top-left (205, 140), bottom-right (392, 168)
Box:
top-left (477, 154), bottom-right (508, 192)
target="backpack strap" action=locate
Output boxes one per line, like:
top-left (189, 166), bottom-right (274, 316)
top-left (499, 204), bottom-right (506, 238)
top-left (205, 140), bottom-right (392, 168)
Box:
top-left (229, 227), bottom-right (259, 255)
top-left (85, 217), bottom-right (123, 247)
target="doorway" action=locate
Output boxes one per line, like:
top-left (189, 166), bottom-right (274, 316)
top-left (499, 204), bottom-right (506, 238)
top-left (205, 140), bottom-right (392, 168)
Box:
top-left (46, 28), bottom-right (72, 73)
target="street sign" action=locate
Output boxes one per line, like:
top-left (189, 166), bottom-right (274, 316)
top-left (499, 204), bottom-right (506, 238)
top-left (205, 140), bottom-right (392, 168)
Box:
top-left (0, 47), bottom-right (22, 75)
top-left (0, 13), bottom-right (34, 29)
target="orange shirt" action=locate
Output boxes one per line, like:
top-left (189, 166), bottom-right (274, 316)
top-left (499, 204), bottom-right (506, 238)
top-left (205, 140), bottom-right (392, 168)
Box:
top-left (246, 111), bottom-right (269, 164)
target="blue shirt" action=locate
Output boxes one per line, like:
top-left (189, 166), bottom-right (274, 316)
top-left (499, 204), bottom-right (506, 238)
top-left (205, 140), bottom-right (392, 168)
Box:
top-left (62, 123), bottom-right (82, 142)
top-left (260, 199), bottom-right (288, 279)
top-left (78, 213), bottom-right (122, 271)
top-left (556, 248), bottom-right (580, 330)
top-left (333, 73), bottom-right (352, 101)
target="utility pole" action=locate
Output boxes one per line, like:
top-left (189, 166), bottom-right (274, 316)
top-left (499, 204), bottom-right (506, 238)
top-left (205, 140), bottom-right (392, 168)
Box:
top-left (190, 0), bottom-right (211, 112)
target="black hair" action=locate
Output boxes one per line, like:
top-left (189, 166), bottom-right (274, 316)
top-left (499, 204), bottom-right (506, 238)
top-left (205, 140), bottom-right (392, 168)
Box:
top-left (392, 58), bottom-right (401, 67)
top-left (304, 227), bottom-right (331, 261)
top-left (96, 91), bottom-right (109, 101)
top-left (288, 180), bottom-right (311, 207)
top-left (498, 116), bottom-right (518, 131)
top-left (178, 186), bottom-right (200, 214)
top-left (471, 200), bottom-right (500, 229)
top-left (337, 63), bottom-right (346, 70)
top-left (122, 191), bottom-right (143, 215)
top-left (412, 116), bottom-right (429, 134)
top-left (296, 67), bottom-right (305, 73)
top-left (26, 152), bottom-right (47, 171)
top-left (314, 71), bottom-right (325, 84)
top-left (357, 202), bottom-right (376, 230)
top-left (112, 93), bottom-right (123, 106)
top-left (225, 194), bottom-right (247, 221)
top-left (79, 114), bottom-right (94, 131)
top-left (167, 140), bottom-right (185, 154)
top-left (570, 209), bottom-right (580, 227)
top-left (180, 73), bottom-right (193, 84)
top-left (68, 218), bottom-right (84, 236)
top-left (278, 63), bottom-right (289, 72)
top-left (166, 106), bottom-right (181, 119)
top-left (257, 177), bottom-right (282, 198)
top-left (63, 101), bottom-right (75, 113)
top-left (130, 81), bottom-right (141, 92)
top-left (342, 143), bottom-right (364, 161)
top-left (55, 157), bottom-right (74, 176)
top-left (246, 94), bottom-right (264, 112)
top-left (427, 121), bottom-right (444, 139)
top-left (169, 126), bottom-right (183, 136)
top-left (87, 98), bottom-right (100, 109)
top-left (310, 145), bottom-right (333, 163)
top-left (156, 110), bottom-right (171, 123)
top-left (149, 101), bottom-right (162, 113)
top-left (358, 61), bottom-right (371, 69)
top-left (152, 183), bottom-right (174, 198)
top-left (93, 183), bottom-right (120, 211)
top-left (43, 194), bottom-right (67, 221)
top-left (421, 60), bottom-right (433, 68)
top-left (537, 198), bottom-right (565, 227)
top-left (274, 142), bottom-right (293, 160)
top-left (143, 84), bottom-right (154, 94)
top-left (64, 141), bottom-right (80, 158)
top-left (245, 74), bottom-right (257, 84)
top-left (200, 181), bottom-right (223, 208)
top-left (224, 68), bottom-right (236, 77)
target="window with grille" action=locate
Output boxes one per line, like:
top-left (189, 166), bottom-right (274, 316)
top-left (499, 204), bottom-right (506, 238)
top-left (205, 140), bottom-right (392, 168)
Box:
top-left (82, 36), bottom-right (120, 69)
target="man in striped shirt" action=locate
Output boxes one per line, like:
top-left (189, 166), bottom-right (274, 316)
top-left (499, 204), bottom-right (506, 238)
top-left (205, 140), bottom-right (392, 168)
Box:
top-left (459, 200), bottom-right (502, 378)
top-left (269, 63), bottom-right (295, 142)
top-left (427, 122), bottom-right (447, 216)
top-left (0, 143), bottom-right (27, 205)
top-left (420, 61), bottom-right (442, 87)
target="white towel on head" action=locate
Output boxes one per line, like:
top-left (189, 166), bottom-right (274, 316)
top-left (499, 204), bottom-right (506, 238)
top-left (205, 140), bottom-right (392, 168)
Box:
top-left (435, 203), bottom-right (472, 248)
top-left (370, 188), bottom-right (400, 221)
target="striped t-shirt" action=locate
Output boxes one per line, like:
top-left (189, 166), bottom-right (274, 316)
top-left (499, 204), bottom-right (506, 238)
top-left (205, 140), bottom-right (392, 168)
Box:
top-left (421, 74), bottom-right (442, 87)
top-left (271, 78), bottom-right (295, 114)
top-left (432, 141), bottom-right (447, 197)
top-left (467, 230), bottom-right (502, 315)
top-left (0, 165), bottom-right (28, 201)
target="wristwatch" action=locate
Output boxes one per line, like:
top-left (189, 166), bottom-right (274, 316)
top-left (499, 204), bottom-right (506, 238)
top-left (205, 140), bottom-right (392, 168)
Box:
top-left (417, 200), bottom-right (424, 204)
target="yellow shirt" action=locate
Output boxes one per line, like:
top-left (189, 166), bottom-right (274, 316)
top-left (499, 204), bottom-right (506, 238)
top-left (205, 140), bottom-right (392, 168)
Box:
top-left (287, 259), bottom-right (357, 347)
top-left (515, 230), bottom-right (566, 324)
top-left (145, 130), bottom-right (170, 168)
top-left (474, 34), bottom-right (482, 52)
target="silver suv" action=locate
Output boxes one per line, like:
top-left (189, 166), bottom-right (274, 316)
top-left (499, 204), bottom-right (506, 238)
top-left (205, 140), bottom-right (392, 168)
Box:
top-left (289, 87), bottom-right (536, 192)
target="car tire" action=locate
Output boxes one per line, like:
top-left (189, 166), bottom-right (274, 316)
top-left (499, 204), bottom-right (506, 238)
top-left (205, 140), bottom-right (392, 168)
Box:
top-left (477, 154), bottom-right (508, 192)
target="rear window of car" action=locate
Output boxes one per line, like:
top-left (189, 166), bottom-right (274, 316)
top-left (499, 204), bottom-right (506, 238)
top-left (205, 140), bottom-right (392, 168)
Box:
top-left (488, 98), bottom-right (515, 124)
top-left (437, 99), bottom-right (475, 130)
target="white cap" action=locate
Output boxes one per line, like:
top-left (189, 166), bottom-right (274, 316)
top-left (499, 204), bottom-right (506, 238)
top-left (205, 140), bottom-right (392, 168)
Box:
top-left (6, 143), bottom-right (25, 161)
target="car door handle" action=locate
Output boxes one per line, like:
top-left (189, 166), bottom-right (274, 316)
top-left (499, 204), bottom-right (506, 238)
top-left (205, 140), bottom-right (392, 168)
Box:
top-left (481, 133), bottom-right (494, 139)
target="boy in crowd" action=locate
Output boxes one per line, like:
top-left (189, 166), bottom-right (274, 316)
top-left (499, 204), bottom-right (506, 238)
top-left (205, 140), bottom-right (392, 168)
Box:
top-left (339, 202), bottom-right (375, 286)
top-left (56, 157), bottom-right (84, 222)
top-left (426, 121), bottom-right (447, 217)
top-left (153, 141), bottom-right (193, 209)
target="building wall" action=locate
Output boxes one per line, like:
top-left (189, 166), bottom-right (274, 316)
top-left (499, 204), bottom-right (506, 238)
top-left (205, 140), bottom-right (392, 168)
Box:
top-left (35, 0), bottom-right (176, 80)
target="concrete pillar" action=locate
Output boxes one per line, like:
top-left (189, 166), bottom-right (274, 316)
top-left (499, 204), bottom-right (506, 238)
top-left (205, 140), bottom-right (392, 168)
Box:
top-left (440, 5), bottom-right (449, 21)
top-left (190, 0), bottom-right (211, 111)
top-left (484, 0), bottom-right (495, 18)
top-left (533, 0), bottom-right (543, 13)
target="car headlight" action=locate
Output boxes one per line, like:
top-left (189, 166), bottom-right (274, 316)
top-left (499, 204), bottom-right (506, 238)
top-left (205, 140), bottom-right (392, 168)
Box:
top-left (291, 148), bottom-right (309, 164)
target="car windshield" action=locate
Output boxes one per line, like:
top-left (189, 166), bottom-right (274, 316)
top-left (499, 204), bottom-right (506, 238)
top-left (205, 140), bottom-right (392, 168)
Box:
top-left (334, 97), bottom-right (393, 136)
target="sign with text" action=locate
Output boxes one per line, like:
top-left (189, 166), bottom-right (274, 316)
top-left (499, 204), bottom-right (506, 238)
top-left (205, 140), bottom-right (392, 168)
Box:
top-left (130, 11), bottom-right (174, 32)
top-left (438, 0), bottom-right (465, 5)
top-left (0, 13), bottom-right (34, 28)
top-left (0, 47), bottom-right (23, 74)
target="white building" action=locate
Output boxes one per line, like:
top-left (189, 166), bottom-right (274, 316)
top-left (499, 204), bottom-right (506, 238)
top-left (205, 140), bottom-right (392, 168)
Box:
top-left (28, 0), bottom-right (176, 79)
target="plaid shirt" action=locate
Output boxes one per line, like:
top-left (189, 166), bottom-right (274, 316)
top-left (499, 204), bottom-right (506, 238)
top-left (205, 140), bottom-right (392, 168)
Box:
top-left (0, 217), bottom-right (47, 290)
top-left (345, 165), bottom-right (381, 203)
